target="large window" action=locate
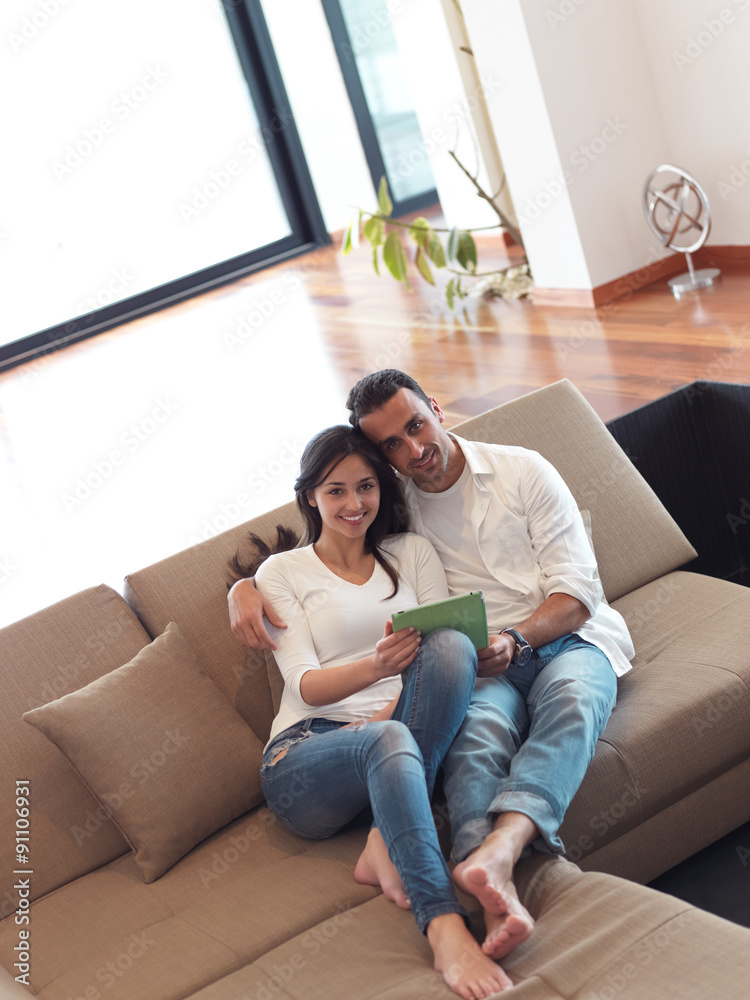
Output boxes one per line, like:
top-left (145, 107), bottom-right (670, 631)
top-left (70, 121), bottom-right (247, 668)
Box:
top-left (322, 0), bottom-right (438, 214)
top-left (0, 0), bottom-right (327, 370)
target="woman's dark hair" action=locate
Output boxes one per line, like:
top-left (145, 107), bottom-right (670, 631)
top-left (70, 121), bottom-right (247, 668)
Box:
top-left (346, 369), bottom-right (431, 428)
top-left (228, 425), bottom-right (410, 596)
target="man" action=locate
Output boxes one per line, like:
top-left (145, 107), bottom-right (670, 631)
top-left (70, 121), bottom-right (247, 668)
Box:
top-left (229, 370), bottom-right (634, 961)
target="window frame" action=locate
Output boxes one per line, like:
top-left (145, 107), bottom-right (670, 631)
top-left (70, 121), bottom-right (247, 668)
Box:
top-left (0, 0), bottom-right (329, 374)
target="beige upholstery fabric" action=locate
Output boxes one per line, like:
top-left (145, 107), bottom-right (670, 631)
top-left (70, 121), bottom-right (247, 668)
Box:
top-left (0, 808), bottom-right (375, 998)
top-left (124, 501), bottom-right (304, 746)
top-left (23, 622), bottom-right (265, 883)
top-left (6, 821), bottom-right (750, 1000)
top-left (22, 850), bottom-right (740, 1000)
top-left (559, 571), bottom-right (750, 879)
top-left (452, 380), bottom-right (697, 601)
top-left (0, 587), bottom-right (147, 903)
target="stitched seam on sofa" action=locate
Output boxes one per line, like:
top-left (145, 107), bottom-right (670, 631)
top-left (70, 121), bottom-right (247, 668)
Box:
top-left (36, 920), bottom-right (246, 1000)
top-left (170, 915), bottom-right (245, 962)
top-left (572, 905), bottom-right (697, 999)
top-left (595, 735), bottom-right (716, 826)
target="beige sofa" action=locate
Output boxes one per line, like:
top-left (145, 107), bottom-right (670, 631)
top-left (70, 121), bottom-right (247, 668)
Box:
top-left (2, 379), bottom-right (749, 1000)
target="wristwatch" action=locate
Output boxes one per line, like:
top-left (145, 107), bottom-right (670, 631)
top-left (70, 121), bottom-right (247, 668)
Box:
top-left (501, 628), bottom-right (533, 666)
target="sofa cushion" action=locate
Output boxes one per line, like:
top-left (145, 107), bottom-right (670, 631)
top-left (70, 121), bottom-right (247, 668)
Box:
top-left (0, 586), bottom-right (150, 904)
top-left (124, 501), bottom-right (305, 746)
top-left (452, 379), bottom-right (697, 601)
top-left (558, 571), bottom-right (750, 878)
top-left (0, 807), bottom-right (376, 999)
top-left (23, 622), bottom-right (264, 883)
top-left (74, 854), bottom-right (747, 1000)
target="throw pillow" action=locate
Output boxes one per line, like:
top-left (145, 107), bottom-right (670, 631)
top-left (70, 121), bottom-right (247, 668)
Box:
top-left (23, 621), bottom-right (264, 882)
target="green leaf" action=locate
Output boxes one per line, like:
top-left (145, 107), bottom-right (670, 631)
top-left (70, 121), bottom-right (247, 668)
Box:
top-left (378, 176), bottom-right (393, 217)
top-left (372, 245), bottom-right (380, 276)
top-left (415, 247), bottom-right (435, 285)
top-left (446, 226), bottom-right (459, 263)
top-left (424, 228), bottom-right (446, 268)
top-left (341, 222), bottom-right (353, 256)
top-left (383, 230), bottom-right (410, 288)
top-left (445, 277), bottom-right (455, 311)
top-left (409, 217), bottom-right (430, 247)
top-left (363, 215), bottom-right (384, 247)
top-left (455, 230), bottom-right (478, 273)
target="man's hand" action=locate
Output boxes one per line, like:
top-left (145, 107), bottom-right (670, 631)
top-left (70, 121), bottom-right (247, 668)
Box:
top-left (228, 578), bottom-right (287, 650)
top-left (476, 633), bottom-right (515, 678)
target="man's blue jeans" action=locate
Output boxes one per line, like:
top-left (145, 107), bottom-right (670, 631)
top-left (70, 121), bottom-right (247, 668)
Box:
top-left (443, 633), bottom-right (617, 863)
top-left (260, 628), bottom-right (477, 933)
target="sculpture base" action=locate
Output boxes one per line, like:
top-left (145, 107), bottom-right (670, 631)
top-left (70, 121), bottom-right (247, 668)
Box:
top-left (669, 267), bottom-right (721, 297)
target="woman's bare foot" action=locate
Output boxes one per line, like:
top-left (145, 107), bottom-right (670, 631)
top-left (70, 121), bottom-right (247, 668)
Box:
top-left (427, 912), bottom-right (513, 999)
top-left (453, 834), bottom-right (534, 959)
top-left (354, 828), bottom-right (411, 909)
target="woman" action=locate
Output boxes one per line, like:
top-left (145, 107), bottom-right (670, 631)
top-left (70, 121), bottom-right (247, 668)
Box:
top-left (230, 426), bottom-right (512, 999)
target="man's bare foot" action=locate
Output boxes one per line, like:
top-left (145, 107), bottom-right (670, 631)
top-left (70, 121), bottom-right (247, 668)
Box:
top-left (354, 828), bottom-right (411, 909)
top-left (453, 834), bottom-right (534, 959)
top-left (427, 912), bottom-right (513, 999)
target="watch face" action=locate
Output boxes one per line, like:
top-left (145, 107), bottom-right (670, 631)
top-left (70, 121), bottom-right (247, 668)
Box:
top-left (516, 644), bottom-right (533, 666)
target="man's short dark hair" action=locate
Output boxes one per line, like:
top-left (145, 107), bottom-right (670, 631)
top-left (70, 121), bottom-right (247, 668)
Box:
top-left (346, 369), bottom-right (431, 428)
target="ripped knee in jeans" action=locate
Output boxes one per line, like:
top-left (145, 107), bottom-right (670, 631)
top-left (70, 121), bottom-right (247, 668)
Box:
top-left (270, 747), bottom-right (289, 766)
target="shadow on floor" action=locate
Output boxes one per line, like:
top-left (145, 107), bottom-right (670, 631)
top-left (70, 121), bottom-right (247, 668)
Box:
top-left (648, 819), bottom-right (750, 927)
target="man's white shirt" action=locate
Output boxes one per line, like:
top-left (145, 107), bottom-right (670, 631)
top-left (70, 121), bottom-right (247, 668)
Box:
top-left (403, 435), bottom-right (634, 677)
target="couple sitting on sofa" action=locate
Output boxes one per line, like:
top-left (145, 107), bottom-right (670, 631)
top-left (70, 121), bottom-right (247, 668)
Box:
top-left (228, 369), bottom-right (634, 1000)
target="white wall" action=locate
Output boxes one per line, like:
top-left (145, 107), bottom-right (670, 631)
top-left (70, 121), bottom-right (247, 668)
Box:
top-left (451, 0), bottom-right (750, 290)
top-left (461, 0), bottom-right (592, 289)
top-left (635, 0), bottom-right (750, 244)
top-left (519, 0), bottom-right (673, 288)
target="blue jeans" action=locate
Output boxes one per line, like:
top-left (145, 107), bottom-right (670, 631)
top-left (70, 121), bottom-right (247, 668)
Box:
top-left (260, 629), bottom-right (477, 933)
top-left (443, 633), bottom-right (617, 863)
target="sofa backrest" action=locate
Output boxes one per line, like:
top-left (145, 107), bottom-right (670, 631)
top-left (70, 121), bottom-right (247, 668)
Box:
top-left (452, 380), bottom-right (696, 601)
top-left (124, 501), bottom-right (305, 748)
top-left (0, 587), bottom-right (148, 904)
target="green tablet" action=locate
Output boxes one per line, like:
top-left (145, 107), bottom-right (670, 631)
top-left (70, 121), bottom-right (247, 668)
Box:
top-left (391, 591), bottom-right (489, 650)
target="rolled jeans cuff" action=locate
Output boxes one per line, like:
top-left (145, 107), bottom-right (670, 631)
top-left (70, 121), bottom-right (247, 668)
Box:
top-left (450, 791), bottom-right (565, 864)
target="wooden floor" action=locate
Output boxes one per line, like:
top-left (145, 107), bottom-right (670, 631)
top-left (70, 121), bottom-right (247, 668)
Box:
top-left (1, 229), bottom-right (749, 628)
